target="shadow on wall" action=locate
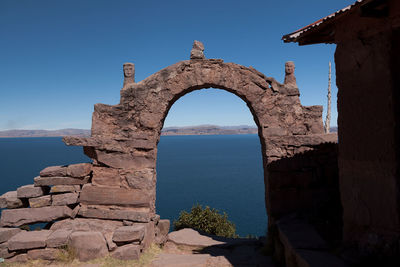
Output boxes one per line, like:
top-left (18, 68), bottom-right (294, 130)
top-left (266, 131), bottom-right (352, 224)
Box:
top-left (266, 142), bottom-right (343, 265)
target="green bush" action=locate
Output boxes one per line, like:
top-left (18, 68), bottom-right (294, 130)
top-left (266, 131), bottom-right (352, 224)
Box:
top-left (173, 204), bottom-right (237, 238)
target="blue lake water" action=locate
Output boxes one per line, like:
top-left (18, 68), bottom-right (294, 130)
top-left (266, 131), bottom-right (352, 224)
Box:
top-left (0, 135), bottom-right (267, 237)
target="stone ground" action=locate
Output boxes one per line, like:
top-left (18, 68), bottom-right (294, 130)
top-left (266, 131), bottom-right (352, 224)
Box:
top-left (0, 228), bottom-right (276, 267)
top-left (150, 228), bottom-right (276, 267)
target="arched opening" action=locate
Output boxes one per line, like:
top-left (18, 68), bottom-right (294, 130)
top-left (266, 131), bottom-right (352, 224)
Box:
top-left (156, 88), bottom-right (267, 237)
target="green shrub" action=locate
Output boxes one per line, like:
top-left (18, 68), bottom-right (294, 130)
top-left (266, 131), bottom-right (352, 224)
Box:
top-left (173, 204), bottom-right (237, 238)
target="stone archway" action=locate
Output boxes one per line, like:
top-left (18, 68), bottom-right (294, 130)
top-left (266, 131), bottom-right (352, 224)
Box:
top-left (64, 50), bottom-right (325, 223)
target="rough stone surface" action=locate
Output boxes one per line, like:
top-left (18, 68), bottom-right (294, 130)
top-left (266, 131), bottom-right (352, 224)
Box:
top-left (151, 254), bottom-right (211, 267)
top-left (50, 218), bottom-right (123, 235)
top-left (17, 184), bottom-right (49, 198)
top-left (190, 40), bottom-right (205, 59)
top-left (0, 206), bottom-right (73, 227)
top-left (0, 228), bottom-right (22, 243)
top-left (50, 185), bottom-right (81, 193)
top-left (78, 205), bottom-right (150, 222)
top-left (6, 253), bottom-right (28, 263)
top-left (110, 244), bottom-right (140, 260)
top-left (167, 228), bottom-right (226, 248)
top-left (40, 165), bottom-right (67, 177)
top-left (0, 191), bottom-right (25, 209)
top-left (27, 248), bottom-right (58, 261)
top-left (52, 192), bottom-right (79, 206)
top-left (8, 230), bottom-right (52, 251)
top-left (157, 219), bottom-right (170, 237)
top-left (0, 242), bottom-right (16, 259)
top-left (112, 225), bottom-right (145, 243)
top-left (34, 176), bottom-right (90, 186)
top-left (29, 195), bottom-right (52, 208)
top-left (80, 184), bottom-right (150, 207)
top-left (69, 231), bottom-right (108, 262)
top-left (46, 229), bottom-right (72, 248)
top-left (66, 163), bottom-right (92, 177)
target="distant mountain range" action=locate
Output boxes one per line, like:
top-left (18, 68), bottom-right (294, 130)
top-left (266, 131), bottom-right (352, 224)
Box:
top-left (0, 125), bottom-right (338, 137)
top-left (161, 125), bottom-right (258, 135)
top-left (0, 129), bottom-right (91, 138)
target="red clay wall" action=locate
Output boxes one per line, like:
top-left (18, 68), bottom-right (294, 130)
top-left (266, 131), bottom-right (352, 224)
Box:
top-left (335, 8), bottom-right (400, 252)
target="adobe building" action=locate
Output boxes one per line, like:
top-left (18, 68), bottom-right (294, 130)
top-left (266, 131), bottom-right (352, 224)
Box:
top-left (283, 0), bottom-right (400, 261)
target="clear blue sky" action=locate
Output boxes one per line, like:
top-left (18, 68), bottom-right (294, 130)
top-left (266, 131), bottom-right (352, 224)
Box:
top-left (0, 0), bottom-right (354, 130)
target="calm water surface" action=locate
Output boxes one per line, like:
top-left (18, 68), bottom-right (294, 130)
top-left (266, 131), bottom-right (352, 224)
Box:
top-left (0, 135), bottom-right (267, 237)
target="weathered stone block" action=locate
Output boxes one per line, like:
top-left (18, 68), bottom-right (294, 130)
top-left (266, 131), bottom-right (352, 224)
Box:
top-left (0, 228), bottom-right (22, 243)
top-left (40, 165), bottom-right (67, 177)
top-left (0, 206), bottom-right (73, 227)
top-left (17, 184), bottom-right (49, 198)
top-left (50, 218), bottom-right (123, 234)
top-left (8, 230), bottom-right (52, 251)
top-left (66, 163), bottom-right (92, 177)
top-left (157, 219), bottom-right (170, 237)
top-left (78, 205), bottom-right (150, 222)
top-left (125, 168), bottom-right (155, 190)
top-left (141, 221), bottom-right (155, 249)
top-left (96, 150), bottom-right (155, 169)
top-left (5, 253), bottom-right (28, 263)
top-left (0, 191), bottom-right (25, 209)
top-left (52, 192), bottom-right (79, 206)
top-left (46, 229), bottom-right (72, 248)
top-left (29, 195), bottom-right (51, 208)
top-left (27, 248), bottom-right (58, 261)
top-left (110, 244), bottom-right (140, 260)
top-left (80, 184), bottom-right (150, 207)
top-left (50, 185), bottom-right (81, 193)
top-left (112, 225), bottom-right (145, 243)
top-left (92, 166), bottom-right (121, 188)
top-left (69, 231), bottom-right (108, 262)
top-left (34, 176), bottom-right (89, 186)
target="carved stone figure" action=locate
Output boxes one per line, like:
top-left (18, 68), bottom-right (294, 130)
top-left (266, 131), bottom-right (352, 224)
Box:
top-left (123, 63), bottom-right (135, 87)
top-left (190, 40), bottom-right (205, 59)
top-left (284, 61), bottom-right (298, 88)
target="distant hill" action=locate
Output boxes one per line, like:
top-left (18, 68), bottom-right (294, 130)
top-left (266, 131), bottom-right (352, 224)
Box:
top-left (161, 125), bottom-right (258, 135)
top-left (0, 129), bottom-right (91, 138)
top-left (0, 126), bottom-right (338, 137)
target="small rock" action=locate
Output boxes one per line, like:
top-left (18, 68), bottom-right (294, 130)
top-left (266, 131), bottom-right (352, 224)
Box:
top-left (0, 228), bottom-right (22, 243)
top-left (29, 195), bottom-right (51, 208)
top-left (110, 244), bottom-right (140, 260)
top-left (157, 219), bottom-right (170, 237)
top-left (190, 40), bottom-right (205, 59)
top-left (0, 206), bottom-right (73, 227)
top-left (0, 242), bottom-right (16, 259)
top-left (40, 165), bottom-right (67, 177)
top-left (113, 225), bottom-right (145, 243)
top-left (5, 253), bottom-right (28, 263)
top-left (8, 230), bottom-right (53, 251)
top-left (0, 191), bottom-right (25, 209)
top-left (66, 163), bottom-right (92, 178)
top-left (50, 185), bottom-right (81, 193)
top-left (46, 229), bottom-right (72, 248)
top-left (17, 184), bottom-right (49, 198)
top-left (52, 192), bottom-right (79, 206)
top-left (69, 231), bottom-right (108, 262)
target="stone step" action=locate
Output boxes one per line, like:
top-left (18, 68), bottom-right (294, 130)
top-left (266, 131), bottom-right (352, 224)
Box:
top-left (8, 230), bottom-right (53, 251)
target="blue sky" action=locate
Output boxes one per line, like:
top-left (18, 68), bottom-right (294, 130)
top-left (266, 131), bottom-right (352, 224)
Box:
top-left (0, 0), bottom-right (354, 130)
